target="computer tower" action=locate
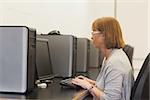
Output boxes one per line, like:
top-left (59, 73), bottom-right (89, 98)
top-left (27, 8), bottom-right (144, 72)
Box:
top-left (76, 38), bottom-right (90, 72)
top-left (0, 26), bottom-right (36, 93)
top-left (37, 34), bottom-right (77, 77)
top-left (89, 41), bottom-right (103, 68)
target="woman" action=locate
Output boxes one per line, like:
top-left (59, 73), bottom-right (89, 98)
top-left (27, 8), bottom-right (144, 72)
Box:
top-left (72, 17), bottom-right (134, 100)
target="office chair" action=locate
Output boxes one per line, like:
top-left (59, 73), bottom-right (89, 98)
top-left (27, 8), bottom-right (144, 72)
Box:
top-left (123, 44), bottom-right (134, 67)
top-left (131, 53), bottom-right (150, 100)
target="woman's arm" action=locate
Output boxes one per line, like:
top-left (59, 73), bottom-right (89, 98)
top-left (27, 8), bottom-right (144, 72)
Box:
top-left (72, 69), bottom-right (124, 100)
top-left (94, 69), bottom-right (123, 100)
top-left (88, 85), bottom-right (102, 100)
top-left (72, 78), bottom-right (102, 100)
top-left (88, 71), bottom-right (123, 100)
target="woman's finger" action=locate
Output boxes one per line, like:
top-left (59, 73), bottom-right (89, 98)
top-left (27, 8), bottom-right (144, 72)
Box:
top-left (77, 75), bottom-right (84, 78)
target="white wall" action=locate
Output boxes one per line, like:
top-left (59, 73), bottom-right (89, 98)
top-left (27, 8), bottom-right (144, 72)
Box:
top-left (148, 0), bottom-right (150, 52)
top-left (116, 0), bottom-right (149, 71)
top-left (1, 0), bottom-right (114, 39)
top-left (0, 0), bottom-right (115, 70)
top-left (0, 3), bottom-right (4, 24)
top-left (1, 0), bottom-right (149, 73)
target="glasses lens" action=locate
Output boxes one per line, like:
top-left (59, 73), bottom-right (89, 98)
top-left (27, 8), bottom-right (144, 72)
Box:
top-left (92, 31), bottom-right (101, 35)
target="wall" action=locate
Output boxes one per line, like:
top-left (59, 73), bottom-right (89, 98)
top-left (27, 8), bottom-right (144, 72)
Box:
top-left (116, 0), bottom-right (149, 72)
top-left (0, 0), bottom-right (114, 39)
top-left (0, 3), bottom-right (4, 24)
top-left (148, 0), bottom-right (150, 52)
top-left (1, 0), bottom-right (149, 73)
top-left (0, 0), bottom-right (115, 70)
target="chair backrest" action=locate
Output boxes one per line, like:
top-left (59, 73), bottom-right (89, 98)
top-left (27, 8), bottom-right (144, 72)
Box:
top-left (131, 53), bottom-right (150, 100)
top-left (123, 44), bottom-right (134, 67)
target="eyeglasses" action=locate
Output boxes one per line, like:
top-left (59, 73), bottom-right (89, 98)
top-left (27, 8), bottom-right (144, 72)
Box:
top-left (91, 31), bottom-right (102, 35)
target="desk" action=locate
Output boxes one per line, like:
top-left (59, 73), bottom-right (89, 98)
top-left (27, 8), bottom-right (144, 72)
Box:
top-left (0, 79), bottom-right (79, 100)
top-left (0, 69), bottom-right (99, 100)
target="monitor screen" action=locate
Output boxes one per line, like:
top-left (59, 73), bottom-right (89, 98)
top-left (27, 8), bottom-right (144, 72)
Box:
top-left (36, 38), bottom-right (54, 81)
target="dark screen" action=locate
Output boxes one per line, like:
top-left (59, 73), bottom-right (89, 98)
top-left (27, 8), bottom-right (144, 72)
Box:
top-left (36, 38), bottom-right (53, 79)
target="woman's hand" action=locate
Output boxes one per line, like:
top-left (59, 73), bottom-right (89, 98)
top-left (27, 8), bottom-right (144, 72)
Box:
top-left (71, 77), bottom-right (93, 90)
top-left (76, 75), bottom-right (88, 80)
top-left (76, 75), bottom-right (96, 85)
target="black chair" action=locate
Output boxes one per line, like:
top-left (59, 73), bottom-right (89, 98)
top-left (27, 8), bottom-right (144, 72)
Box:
top-left (123, 44), bottom-right (134, 67)
top-left (131, 53), bottom-right (150, 100)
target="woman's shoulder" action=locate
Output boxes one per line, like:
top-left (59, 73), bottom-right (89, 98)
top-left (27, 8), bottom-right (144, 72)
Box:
top-left (108, 49), bottom-right (130, 65)
top-left (105, 49), bottom-right (132, 74)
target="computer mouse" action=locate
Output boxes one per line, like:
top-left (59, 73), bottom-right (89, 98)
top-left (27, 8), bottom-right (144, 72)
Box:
top-left (37, 83), bottom-right (47, 88)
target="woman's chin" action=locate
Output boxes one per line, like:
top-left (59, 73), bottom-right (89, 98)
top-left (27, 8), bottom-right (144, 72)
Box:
top-left (94, 45), bottom-right (99, 49)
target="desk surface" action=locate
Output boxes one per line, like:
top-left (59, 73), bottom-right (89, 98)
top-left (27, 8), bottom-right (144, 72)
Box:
top-left (0, 69), bottom-right (99, 100)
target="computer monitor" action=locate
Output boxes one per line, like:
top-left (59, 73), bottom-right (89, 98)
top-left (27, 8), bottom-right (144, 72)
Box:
top-left (37, 35), bottom-right (77, 77)
top-left (36, 38), bottom-right (55, 81)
